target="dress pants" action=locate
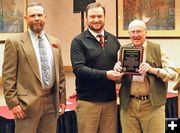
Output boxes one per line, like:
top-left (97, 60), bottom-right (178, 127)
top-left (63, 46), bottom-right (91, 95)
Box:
top-left (120, 98), bottom-right (165, 133)
top-left (15, 93), bottom-right (57, 133)
top-left (76, 100), bottom-right (117, 133)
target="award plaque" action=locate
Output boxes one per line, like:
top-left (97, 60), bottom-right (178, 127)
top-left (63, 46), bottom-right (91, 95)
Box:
top-left (119, 47), bottom-right (143, 75)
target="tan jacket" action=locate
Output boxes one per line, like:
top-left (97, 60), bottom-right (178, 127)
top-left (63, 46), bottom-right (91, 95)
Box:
top-left (2, 31), bottom-right (66, 117)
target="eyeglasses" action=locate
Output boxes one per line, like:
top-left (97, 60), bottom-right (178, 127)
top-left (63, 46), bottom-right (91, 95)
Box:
top-left (129, 29), bottom-right (145, 35)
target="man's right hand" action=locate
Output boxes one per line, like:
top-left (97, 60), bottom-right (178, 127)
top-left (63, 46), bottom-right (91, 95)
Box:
top-left (106, 70), bottom-right (124, 81)
top-left (10, 105), bottom-right (27, 119)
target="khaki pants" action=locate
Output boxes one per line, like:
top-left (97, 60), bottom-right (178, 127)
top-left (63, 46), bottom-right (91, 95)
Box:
top-left (76, 100), bottom-right (117, 133)
top-left (15, 94), bottom-right (57, 133)
top-left (120, 98), bottom-right (165, 133)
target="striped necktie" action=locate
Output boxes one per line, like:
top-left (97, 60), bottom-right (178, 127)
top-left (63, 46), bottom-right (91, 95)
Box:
top-left (97, 35), bottom-right (104, 48)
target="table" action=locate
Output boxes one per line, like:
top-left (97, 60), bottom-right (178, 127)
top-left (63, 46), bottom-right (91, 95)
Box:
top-left (0, 96), bottom-right (178, 133)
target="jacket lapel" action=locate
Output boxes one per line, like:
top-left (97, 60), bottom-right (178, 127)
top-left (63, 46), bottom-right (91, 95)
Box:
top-left (20, 32), bottom-right (41, 82)
top-left (20, 33), bottom-right (60, 83)
top-left (146, 41), bottom-right (154, 63)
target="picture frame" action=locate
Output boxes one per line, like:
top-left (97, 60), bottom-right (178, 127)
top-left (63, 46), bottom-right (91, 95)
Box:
top-left (117, 0), bottom-right (180, 38)
top-left (0, 0), bottom-right (27, 41)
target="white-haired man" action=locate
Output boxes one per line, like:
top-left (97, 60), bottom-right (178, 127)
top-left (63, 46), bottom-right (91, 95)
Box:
top-left (114, 19), bottom-right (178, 133)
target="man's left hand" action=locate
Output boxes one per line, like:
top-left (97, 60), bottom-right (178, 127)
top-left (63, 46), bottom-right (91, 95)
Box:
top-left (139, 62), bottom-right (158, 75)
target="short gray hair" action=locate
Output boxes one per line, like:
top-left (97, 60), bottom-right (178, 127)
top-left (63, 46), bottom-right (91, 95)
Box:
top-left (128, 19), bottom-right (146, 31)
top-left (26, 2), bottom-right (45, 15)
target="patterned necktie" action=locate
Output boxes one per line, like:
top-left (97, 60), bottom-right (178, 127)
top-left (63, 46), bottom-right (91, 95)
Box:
top-left (97, 35), bottom-right (104, 48)
top-left (38, 35), bottom-right (50, 86)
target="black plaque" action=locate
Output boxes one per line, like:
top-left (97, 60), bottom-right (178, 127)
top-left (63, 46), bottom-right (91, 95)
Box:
top-left (120, 47), bottom-right (143, 75)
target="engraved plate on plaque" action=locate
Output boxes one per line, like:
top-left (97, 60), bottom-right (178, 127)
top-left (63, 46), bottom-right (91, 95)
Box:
top-left (120, 47), bottom-right (143, 75)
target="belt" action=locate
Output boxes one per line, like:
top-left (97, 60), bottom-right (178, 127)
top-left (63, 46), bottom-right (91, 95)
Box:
top-left (130, 95), bottom-right (149, 100)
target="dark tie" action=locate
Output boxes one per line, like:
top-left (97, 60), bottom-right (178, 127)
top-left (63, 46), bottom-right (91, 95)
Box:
top-left (38, 35), bottom-right (50, 86)
top-left (97, 35), bottom-right (104, 48)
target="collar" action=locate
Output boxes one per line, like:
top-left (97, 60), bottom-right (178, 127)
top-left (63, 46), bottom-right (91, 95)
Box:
top-left (131, 40), bottom-right (147, 49)
top-left (28, 29), bottom-right (45, 39)
top-left (88, 28), bottom-right (105, 38)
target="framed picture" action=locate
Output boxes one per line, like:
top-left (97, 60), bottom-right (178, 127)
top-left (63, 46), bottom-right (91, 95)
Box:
top-left (117, 0), bottom-right (180, 38)
top-left (0, 0), bottom-right (27, 41)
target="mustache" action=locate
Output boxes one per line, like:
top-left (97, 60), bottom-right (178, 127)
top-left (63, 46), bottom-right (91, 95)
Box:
top-left (92, 21), bottom-right (101, 24)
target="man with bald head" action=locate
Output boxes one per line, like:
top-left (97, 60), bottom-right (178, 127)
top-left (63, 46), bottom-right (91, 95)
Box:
top-left (114, 19), bottom-right (178, 133)
top-left (2, 2), bottom-right (66, 133)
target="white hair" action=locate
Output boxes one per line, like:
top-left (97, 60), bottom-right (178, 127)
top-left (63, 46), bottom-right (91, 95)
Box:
top-left (128, 19), bottom-right (146, 31)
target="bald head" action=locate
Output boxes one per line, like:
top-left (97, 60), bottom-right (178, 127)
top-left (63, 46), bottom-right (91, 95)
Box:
top-left (128, 19), bottom-right (146, 31)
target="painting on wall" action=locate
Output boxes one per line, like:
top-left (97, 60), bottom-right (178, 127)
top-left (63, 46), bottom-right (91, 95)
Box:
top-left (117, 0), bottom-right (180, 38)
top-left (0, 0), bottom-right (27, 41)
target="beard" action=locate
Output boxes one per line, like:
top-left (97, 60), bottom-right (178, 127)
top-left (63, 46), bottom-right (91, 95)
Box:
top-left (88, 23), bottom-right (104, 33)
top-left (30, 23), bottom-right (45, 34)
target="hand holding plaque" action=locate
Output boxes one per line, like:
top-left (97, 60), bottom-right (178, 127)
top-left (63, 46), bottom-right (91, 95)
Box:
top-left (119, 47), bottom-right (144, 75)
